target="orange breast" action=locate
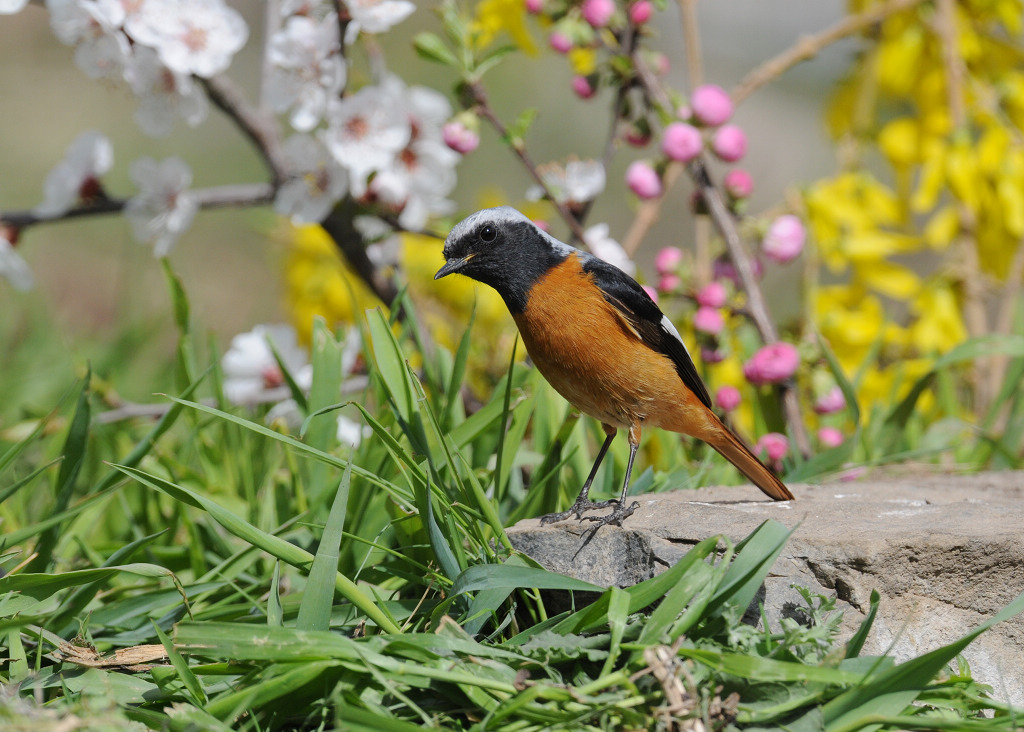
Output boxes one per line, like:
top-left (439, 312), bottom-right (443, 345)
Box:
top-left (512, 254), bottom-right (716, 438)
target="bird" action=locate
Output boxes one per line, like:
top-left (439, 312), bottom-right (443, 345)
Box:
top-left (434, 206), bottom-right (795, 527)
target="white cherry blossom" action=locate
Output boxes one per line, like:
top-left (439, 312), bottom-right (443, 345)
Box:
top-left (274, 133), bottom-right (349, 223)
top-left (124, 156), bottom-right (198, 257)
top-left (125, 0), bottom-right (248, 78)
top-left (266, 12), bottom-right (345, 132)
top-left (584, 223), bottom-right (635, 276)
top-left (34, 130), bottom-right (113, 218)
top-left (127, 46), bottom-right (209, 137)
top-left (324, 84), bottom-right (411, 196)
top-left (0, 234), bottom-right (33, 291)
top-left (0, 0), bottom-right (30, 14)
top-left (527, 159), bottom-right (606, 206)
top-left (46, 0), bottom-right (132, 79)
top-left (222, 324), bottom-right (312, 405)
top-left (344, 0), bottom-right (415, 36)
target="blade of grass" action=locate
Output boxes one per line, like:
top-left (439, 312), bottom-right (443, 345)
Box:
top-left (111, 463), bottom-right (401, 634)
top-left (297, 457), bottom-right (352, 631)
top-left (152, 620), bottom-right (207, 705)
top-left (27, 370), bottom-right (90, 572)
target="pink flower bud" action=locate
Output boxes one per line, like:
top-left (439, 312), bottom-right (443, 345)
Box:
top-left (662, 122), bottom-right (703, 162)
top-left (695, 281), bottom-right (727, 308)
top-left (814, 385), bottom-right (846, 414)
top-left (690, 84), bottom-right (733, 127)
top-left (581, 0), bottom-right (614, 27)
top-left (624, 120), bottom-right (651, 147)
top-left (532, 219), bottom-right (550, 232)
top-left (818, 426), bottom-right (844, 448)
top-left (756, 432), bottom-right (789, 462)
top-left (641, 285), bottom-right (658, 303)
top-left (715, 385), bottom-right (741, 412)
top-left (710, 124), bottom-right (747, 162)
top-left (572, 75), bottom-right (595, 99)
top-left (653, 53), bottom-right (670, 75)
top-left (525, 0), bottom-right (543, 13)
top-left (654, 246), bottom-right (683, 275)
top-left (693, 306), bottom-right (725, 335)
top-left (743, 342), bottom-right (800, 386)
top-left (625, 161), bottom-right (662, 199)
top-left (442, 121), bottom-right (479, 154)
top-left (723, 168), bottom-right (753, 199)
top-left (549, 31), bottom-right (572, 54)
top-left (629, 0), bottom-right (652, 24)
top-left (701, 347), bottom-right (725, 363)
top-left (762, 214), bottom-right (806, 264)
top-left (658, 273), bottom-right (681, 292)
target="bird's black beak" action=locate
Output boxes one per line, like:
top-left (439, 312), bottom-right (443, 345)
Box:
top-left (434, 253), bottom-right (475, 280)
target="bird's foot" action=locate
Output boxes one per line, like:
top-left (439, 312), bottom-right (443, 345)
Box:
top-left (579, 500), bottom-right (640, 529)
top-left (539, 498), bottom-right (639, 527)
top-left (539, 497), bottom-right (617, 525)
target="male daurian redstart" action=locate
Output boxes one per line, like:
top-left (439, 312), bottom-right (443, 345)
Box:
top-left (435, 207), bottom-right (795, 527)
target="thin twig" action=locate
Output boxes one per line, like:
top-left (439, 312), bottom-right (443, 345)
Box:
top-left (469, 82), bottom-right (589, 244)
top-left (2, 183), bottom-right (274, 231)
top-left (691, 161), bottom-right (811, 456)
top-left (320, 198), bottom-right (398, 304)
top-left (201, 74), bottom-right (288, 186)
top-left (731, 0), bottom-right (931, 104)
top-left (677, 0), bottom-right (703, 90)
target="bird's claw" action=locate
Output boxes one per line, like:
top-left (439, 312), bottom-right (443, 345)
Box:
top-left (539, 498), bottom-right (637, 527)
top-left (578, 500), bottom-right (640, 528)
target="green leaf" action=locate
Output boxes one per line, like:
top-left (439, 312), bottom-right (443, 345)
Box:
top-left (28, 370), bottom-right (90, 572)
top-left (451, 564), bottom-right (604, 596)
top-left (413, 31), bottom-right (458, 66)
top-left (297, 457), bottom-right (352, 631)
top-left (844, 589), bottom-right (879, 659)
top-left (506, 108), bottom-right (538, 148)
top-left (268, 561), bottom-right (283, 627)
top-left (0, 563), bottom-right (175, 600)
top-left (153, 620), bottom-right (207, 705)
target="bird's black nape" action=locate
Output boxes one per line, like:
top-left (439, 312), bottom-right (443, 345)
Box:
top-left (436, 206), bottom-right (574, 313)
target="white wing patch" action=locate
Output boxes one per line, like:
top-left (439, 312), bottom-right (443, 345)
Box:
top-left (660, 314), bottom-right (694, 357)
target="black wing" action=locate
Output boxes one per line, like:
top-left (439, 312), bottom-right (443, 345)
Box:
top-left (582, 257), bottom-right (713, 409)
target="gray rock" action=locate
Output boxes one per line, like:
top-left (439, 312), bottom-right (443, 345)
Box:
top-left (506, 471), bottom-right (1024, 706)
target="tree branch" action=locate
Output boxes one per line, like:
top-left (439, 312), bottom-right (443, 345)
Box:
top-left (731, 0), bottom-right (930, 105)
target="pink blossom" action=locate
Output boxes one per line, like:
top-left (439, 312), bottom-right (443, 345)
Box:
top-left (814, 385), bottom-right (846, 415)
top-left (442, 121), bottom-right (479, 154)
top-left (723, 168), bottom-right (753, 199)
top-left (629, 0), bottom-right (652, 24)
top-left (693, 306), bottom-right (725, 335)
top-left (695, 281), bottom-right (727, 308)
top-left (532, 218), bottom-right (550, 232)
top-left (756, 433), bottom-right (789, 462)
top-left (581, 0), bottom-right (615, 27)
top-left (662, 122), bottom-right (703, 162)
top-left (818, 427), bottom-right (844, 448)
top-left (715, 385), bottom-right (741, 412)
top-left (654, 246), bottom-right (683, 275)
top-left (762, 214), bottom-right (806, 264)
top-left (710, 124), bottom-right (747, 162)
top-left (642, 285), bottom-right (658, 303)
top-left (840, 466), bottom-right (866, 482)
top-left (549, 31), bottom-right (572, 54)
top-left (572, 75), bottom-right (595, 99)
top-left (652, 53), bottom-right (670, 75)
top-left (658, 273), bottom-right (681, 292)
top-left (743, 342), bottom-right (800, 386)
top-left (625, 161), bottom-right (662, 199)
top-left (690, 84), bottom-right (733, 127)
top-left (525, 0), bottom-right (543, 13)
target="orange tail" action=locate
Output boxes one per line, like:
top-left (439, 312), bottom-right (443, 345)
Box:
top-left (704, 417), bottom-right (794, 501)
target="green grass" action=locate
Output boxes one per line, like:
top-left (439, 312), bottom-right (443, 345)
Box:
top-left (2, 282), bottom-right (1023, 730)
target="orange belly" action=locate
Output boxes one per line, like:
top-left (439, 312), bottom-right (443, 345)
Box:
top-left (512, 254), bottom-right (717, 438)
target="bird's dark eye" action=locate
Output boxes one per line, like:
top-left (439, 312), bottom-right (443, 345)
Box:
top-left (479, 224), bottom-right (497, 243)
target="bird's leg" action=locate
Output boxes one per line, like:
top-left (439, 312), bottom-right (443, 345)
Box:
top-left (539, 428), bottom-right (617, 524)
top-left (580, 423), bottom-right (641, 528)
